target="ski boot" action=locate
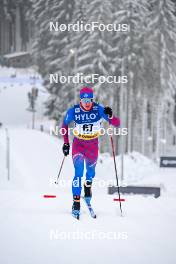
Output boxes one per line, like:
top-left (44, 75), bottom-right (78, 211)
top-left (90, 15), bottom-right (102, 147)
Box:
top-left (83, 181), bottom-right (96, 218)
top-left (84, 180), bottom-right (92, 204)
top-left (72, 195), bottom-right (80, 220)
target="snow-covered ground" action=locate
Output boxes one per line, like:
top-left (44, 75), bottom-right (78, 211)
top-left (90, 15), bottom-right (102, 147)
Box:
top-left (0, 66), bottom-right (47, 127)
top-left (0, 66), bottom-right (176, 264)
top-left (0, 127), bottom-right (176, 264)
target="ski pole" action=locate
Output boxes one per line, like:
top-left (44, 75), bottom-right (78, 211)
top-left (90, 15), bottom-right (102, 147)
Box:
top-left (109, 134), bottom-right (123, 216)
top-left (55, 156), bottom-right (66, 184)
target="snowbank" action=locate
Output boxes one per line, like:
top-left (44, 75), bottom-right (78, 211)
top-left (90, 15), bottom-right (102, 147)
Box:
top-left (0, 126), bottom-right (175, 264)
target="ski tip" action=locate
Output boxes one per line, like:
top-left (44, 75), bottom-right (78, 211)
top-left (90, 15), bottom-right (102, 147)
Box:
top-left (43, 195), bottom-right (57, 198)
top-left (72, 214), bottom-right (80, 220)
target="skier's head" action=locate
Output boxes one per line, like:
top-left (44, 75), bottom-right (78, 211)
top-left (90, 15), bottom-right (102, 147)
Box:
top-left (80, 87), bottom-right (93, 111)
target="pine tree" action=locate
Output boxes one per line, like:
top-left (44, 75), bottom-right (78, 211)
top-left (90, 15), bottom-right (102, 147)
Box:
top-left (32, 0), bottom-right (75, 120)
top-left (145, 0), bottom-right (176, 158)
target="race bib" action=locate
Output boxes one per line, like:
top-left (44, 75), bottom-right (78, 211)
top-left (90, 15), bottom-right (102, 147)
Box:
top-left (73, 120), bottom-right (102, 140)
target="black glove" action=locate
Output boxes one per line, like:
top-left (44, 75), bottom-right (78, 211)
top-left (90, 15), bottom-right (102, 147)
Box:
top-left (104, 106), bottom-right (113, 118)
top-left (62, 143), bottom-right (70, 156)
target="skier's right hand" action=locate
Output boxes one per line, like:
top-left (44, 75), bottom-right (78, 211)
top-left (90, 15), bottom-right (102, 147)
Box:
top-left (62, 143), bottom-right (70, 156)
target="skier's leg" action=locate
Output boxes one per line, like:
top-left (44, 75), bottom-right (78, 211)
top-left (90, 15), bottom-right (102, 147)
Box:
top-left (72, 153), bottom-right (84, 196)
top-left (85, 159), bottom-right (97, 183)
top-left (84, 140), bottom-right (98, 202)
top-left (85, 139), bottom-right (98, 182)
top-left (84, 159), bottom-right (97, 204)
top-left (71, 154), bottom-right (84, 218)
top-left (72, 137), bottom-right (85, 196)
top-left (71, 138), bottom-right (85, 218)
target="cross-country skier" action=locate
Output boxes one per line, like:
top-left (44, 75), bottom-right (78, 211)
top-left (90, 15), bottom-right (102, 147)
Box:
top-left (61, 87), bottom-right (120, 219)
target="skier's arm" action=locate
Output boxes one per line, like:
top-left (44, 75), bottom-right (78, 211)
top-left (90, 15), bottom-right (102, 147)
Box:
top-left (99, 104), bottom-right (120, 127)
top-left (61, 107), bottom-right (74, 144)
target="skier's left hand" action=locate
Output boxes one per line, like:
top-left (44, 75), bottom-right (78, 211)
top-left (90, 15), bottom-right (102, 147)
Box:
top-left (104, 106), bottom-right (113, 118)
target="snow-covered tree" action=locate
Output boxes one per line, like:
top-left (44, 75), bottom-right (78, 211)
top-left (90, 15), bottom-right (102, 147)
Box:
top-left (31, 0), bottom-right (176, 158)
top-left (32, 0), bottom-right (75, 120)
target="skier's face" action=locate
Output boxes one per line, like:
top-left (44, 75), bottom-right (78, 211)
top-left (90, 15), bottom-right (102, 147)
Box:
top-left (80, 98), bottom-right (93, 111)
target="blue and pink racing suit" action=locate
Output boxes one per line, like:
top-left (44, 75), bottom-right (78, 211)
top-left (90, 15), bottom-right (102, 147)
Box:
top-left (62, 102), bottom-right (120, 196)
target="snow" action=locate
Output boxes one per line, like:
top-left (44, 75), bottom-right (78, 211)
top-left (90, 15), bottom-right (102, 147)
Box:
top-left (0, 66), bottom-right (47, 127)
top-left (0, 66), bottom-right (176, 264)
top-left (0, 127), bottom-right (176, 264)
top-left (3, 51), bottom-right (30, 58)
